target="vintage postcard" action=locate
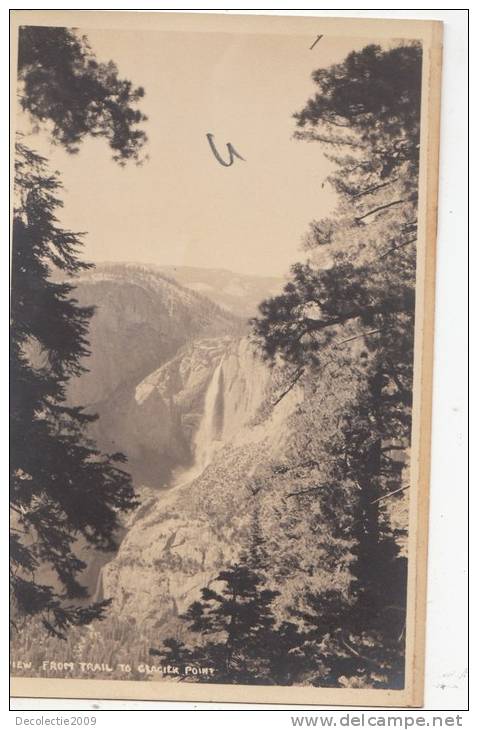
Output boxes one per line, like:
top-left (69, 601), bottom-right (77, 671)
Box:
top-left (10, 11), bottom-right (442, 706)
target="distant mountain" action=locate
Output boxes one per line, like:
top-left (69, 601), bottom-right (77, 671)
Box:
top-left (61, 261), bottom-right (297, 609)
top-left (156, 265), bottom-right (284, 318)
top-left (67, 262), bottom-right (243, 407)
top-left (30, 260), bottom-right (407, 662)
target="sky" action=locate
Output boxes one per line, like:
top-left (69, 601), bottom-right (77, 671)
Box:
top-left (16, 27), bottom-right (373, 278)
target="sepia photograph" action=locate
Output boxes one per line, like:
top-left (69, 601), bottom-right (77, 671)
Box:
top-left (10, 11), bottom-right (443, 706)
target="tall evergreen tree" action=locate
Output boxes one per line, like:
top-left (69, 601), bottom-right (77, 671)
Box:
top-left (10, 143), bottom-right (139, 637)
top-left (151, 509), bottom-right (305, 685)
top-left (252, 42), bottom-right (420, 687)
top-left (11, 28), bottom-right (147, 636)
top-left (149, 562), bottom-right (280, 684)
top-left (17, 25), bottom-right (147, 164)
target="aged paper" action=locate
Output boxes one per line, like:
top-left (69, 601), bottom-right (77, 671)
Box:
top-left (10, 10), bottom-right (442, 706)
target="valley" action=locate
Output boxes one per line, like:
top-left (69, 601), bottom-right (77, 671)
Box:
top-left (65, 263), bottom-right (304, 635)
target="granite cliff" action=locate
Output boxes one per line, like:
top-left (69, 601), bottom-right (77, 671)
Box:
top-left (67, 264), bottom-right (352, 640)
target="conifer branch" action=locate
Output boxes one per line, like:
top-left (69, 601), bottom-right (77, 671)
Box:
top-left (356, 197), bottom-right (410, 222)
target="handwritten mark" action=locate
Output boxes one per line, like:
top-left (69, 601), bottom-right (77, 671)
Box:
top-left (310, 34), bottom-right (323, 50)
top-left (206, 133), bottom-right (246, 167)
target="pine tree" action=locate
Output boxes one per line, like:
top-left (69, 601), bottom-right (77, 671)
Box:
top-left (17, 26), bottom-right (147, 164)
top-left (152, 563), bottom-right (307, 686)
top-left (12, 27), bottom-right (147, 637)
top-left (151, 508), bottom-right (307, 685)
top-left (10, 143), bottom-right (138, 638)
top-left (175, 563), bottom-right (280, 683)
top-left (294, 43), bottom-right (422, 177)
top-left (252, 42), bottom-right (420, 688)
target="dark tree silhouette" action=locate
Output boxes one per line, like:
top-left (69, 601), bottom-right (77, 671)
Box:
top-left (151, 562), bottom-right (309, 685)
top-left (294, 43), bottom-right (422, 176)
top-left (17, 25), bottom-right (147, 164)
top-left (10, 143), bottom-right (139, 638)
top-left (185, 563), bottom-right (280, 682)
top-left (251, 42), bottom-right (421, 688)
top-left (11, 25), bottom-right (149, 636)
top-left (151, 510), bottom-right (305, 685)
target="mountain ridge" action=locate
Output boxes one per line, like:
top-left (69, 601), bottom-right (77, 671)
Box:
top-left (67, 262), bottom-right (244, 407)
top-left (85, 261), bottom-right (284, 319)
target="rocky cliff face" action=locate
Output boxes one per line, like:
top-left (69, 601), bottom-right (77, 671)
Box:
top-left (66, 263), bottom-right (334, 640)
top-left (99, 335), bottom-right (302, 632)
top-left (67, 263), bottom-right (243, 407)
top-left (88, 335), bottom-right (271, 487)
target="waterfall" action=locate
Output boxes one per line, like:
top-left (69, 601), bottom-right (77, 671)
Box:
top-left (88, 354), bottom-right (227, 602)
top-left (164, 354), bottom-right (225, 492)
top-left (193, 356), bottom-right (224, 471)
